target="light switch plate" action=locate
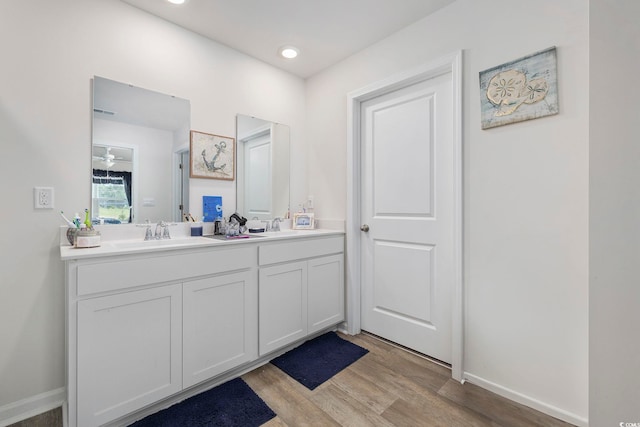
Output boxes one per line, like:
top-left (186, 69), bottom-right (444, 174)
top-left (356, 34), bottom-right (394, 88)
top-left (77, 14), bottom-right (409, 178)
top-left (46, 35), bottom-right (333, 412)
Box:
top-left (34, 187), bottom-right (54, 209)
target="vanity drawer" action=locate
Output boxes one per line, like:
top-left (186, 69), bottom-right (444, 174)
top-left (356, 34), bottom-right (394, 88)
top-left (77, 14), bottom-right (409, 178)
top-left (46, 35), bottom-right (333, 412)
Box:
top-left (76, 246), bottom-right (255, 296)
top-left (258, 236), bottom-right (344, 266)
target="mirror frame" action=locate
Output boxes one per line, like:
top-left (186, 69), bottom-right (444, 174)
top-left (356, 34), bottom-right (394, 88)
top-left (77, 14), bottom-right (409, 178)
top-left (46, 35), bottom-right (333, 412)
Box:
top-left (91, 76), bottom-right (191, 224)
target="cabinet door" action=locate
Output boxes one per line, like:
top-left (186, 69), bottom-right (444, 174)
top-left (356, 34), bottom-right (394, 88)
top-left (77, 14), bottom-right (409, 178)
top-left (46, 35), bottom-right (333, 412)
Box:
top-left (77, 284), bottom-right (182, 427)
top-left (259, 261), bottom-right (308, 355)
top-left (183, 271), bottom-right (257, 388)
top-left (308, 254), bottom-right (345, 334)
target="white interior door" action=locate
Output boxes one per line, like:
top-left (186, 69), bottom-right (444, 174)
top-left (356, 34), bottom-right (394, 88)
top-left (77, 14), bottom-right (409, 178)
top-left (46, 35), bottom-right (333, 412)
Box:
top-left (360, 71), bottom-right (455, 363)
top-left (244, 134), bottom-right (272, 220)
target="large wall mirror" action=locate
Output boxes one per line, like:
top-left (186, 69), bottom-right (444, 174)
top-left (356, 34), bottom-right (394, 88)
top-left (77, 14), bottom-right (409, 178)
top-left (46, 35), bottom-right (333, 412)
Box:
top-left (236, 114), bottom-right (290, 221)
top-left (92, 76), bottom-right (190, 224)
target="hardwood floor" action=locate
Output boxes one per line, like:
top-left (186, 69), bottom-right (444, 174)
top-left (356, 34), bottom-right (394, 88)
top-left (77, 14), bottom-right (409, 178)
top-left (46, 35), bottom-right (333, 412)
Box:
top-left (243, 332), bottom-right (574, 427)
top-left (10, 332), bottom-right (574, 427)
top-left (6, 407), bottom-right (62, 427)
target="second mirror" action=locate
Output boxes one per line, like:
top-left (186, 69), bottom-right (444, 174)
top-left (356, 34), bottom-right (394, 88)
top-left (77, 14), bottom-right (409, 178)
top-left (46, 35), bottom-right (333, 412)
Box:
top-left (236, 115), bottom-right (290, 221)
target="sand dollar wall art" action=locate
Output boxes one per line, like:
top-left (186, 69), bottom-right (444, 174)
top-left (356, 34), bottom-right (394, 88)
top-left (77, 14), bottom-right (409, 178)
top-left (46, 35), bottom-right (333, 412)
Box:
top-left (479, 46), bottom-right (558, 129)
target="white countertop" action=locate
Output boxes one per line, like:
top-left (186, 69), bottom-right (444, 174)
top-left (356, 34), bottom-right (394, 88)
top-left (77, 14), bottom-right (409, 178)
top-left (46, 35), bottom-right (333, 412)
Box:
top-left (60, 227), bottom-right (344, 261)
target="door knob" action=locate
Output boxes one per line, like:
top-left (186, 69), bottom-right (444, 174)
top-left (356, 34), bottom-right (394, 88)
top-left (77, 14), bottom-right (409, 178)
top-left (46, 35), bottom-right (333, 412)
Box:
top-left (360, 224), bottom-right (370, 232)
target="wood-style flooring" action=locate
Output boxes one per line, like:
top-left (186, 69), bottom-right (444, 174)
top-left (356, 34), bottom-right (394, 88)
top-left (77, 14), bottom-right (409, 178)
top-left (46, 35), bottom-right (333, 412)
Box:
top-left (10, 332), bottom-right (574, 427)
top-left (243, 332), bottom-right (574, 427)
top-left (6, 407), bottom-right (63, 427)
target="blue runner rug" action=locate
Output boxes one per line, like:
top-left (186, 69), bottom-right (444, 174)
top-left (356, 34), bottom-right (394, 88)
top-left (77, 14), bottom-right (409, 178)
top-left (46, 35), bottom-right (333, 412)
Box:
top-left (271, 331), bottom-right (369, 390)
top-left (129, 377), bottom-right (275, 427)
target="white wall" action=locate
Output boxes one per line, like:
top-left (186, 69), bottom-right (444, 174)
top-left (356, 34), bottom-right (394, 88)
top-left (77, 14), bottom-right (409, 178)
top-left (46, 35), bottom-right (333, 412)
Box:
top-left (306, 0), bottom-right (588, 424)
top-left (0, 0), bottom-right (305, 416)
top-left (589, 1), bottom-right (640, 425)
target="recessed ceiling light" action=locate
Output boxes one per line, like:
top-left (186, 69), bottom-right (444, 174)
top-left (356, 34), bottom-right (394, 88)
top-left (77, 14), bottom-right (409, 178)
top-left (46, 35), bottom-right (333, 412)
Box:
top-left (279, 46), bottom-right (300, 59)
top-left (167, 0), bottom-right (185, 4)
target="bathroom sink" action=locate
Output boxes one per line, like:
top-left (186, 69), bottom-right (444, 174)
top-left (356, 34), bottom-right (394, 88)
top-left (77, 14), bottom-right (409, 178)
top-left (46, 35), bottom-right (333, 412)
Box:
top-left (205, 234), bottom-right (266, 241)
top-left (106, 231), bottom-right (303, 251)
top-left (263, 230), bottom-right (301, 236)
top-left (109, 237), bottom-right (210, 250)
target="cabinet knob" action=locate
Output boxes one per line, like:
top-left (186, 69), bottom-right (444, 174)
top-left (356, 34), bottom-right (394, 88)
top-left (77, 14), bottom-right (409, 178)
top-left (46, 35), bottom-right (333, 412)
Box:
top-left (360, 224), bottom-right (370, 232)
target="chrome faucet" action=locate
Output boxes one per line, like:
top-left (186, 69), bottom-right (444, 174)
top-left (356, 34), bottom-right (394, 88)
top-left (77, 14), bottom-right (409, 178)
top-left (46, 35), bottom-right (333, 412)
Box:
top-left (136, 220), bottom-right (173, 241)
top-left (153, 221), bottom-right (172, 240)
top-left (271, 217), bottom-right (282, 232)
top-left (154, 221), bottom-right (165, 239)
top-left (136, 219), bottom-right (154, 240)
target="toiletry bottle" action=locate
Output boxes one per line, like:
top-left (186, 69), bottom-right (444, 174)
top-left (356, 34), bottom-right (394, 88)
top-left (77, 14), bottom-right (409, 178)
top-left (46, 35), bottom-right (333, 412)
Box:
top-left (84, 209), bottom-right (92, 229)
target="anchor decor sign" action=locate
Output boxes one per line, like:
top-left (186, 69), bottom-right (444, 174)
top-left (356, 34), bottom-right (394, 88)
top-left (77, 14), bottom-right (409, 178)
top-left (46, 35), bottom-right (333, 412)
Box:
top-left (479, 46), bottom-right (559, 129)
top-left (190, 130), bottom-right (235, 180)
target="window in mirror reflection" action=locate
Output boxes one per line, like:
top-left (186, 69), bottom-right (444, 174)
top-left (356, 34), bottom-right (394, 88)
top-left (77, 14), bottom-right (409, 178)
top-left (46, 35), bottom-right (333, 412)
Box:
top-left (92, 144), bottom-right (133, 224)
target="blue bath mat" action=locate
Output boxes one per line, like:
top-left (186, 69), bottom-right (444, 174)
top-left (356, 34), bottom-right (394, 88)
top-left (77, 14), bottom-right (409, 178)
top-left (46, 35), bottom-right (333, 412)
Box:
top-left (271, 331), bottom-right (369, 390)
top-left (129, 377), bottom-right (275, 427)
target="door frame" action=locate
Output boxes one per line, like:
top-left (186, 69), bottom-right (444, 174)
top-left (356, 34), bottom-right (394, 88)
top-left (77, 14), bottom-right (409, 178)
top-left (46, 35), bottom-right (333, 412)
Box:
top-left (345, 51), bottom-right (464, 381)
top-left (173, 147), bottom-right (189, 222)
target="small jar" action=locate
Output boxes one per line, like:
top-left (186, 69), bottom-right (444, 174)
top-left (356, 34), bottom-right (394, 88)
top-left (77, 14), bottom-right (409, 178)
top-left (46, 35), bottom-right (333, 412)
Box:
top-left (190, 222), bottom-right (203, 236)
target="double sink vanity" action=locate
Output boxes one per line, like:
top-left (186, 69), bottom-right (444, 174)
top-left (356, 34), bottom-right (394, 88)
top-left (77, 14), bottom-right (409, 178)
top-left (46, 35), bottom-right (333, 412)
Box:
top-left (62, 75), bottom-right (342, 426)
top-left (61, 226), bottom-right (345, 426)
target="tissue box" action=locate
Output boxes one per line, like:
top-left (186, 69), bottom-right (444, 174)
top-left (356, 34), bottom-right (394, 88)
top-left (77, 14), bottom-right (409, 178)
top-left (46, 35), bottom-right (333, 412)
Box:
top-left (74, 230), bottom-right (101, 248)
top-left (203, 196), bottom-right (223, 222)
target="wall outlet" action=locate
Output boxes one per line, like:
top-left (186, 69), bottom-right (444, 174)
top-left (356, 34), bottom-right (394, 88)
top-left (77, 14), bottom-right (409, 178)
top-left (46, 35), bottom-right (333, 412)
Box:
top-left (34, 187), bottom-right (54, 209)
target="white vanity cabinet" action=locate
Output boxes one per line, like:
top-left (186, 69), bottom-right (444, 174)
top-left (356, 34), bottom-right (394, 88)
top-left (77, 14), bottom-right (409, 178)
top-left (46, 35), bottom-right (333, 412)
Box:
top-left (182, 270), bottom-right (257, 388)
top-left (65, 246), bottom-right (256, 427)
top-left (76, 284), bottom-right (183, 427)
top-left (259, 261), bottom-right (309, 355)
top-left (258, 236), bottom-right (345, 355)
top-left (62, 230), bottom-right (344, 426)
top-left (307, 254), bottom-right (345, 333)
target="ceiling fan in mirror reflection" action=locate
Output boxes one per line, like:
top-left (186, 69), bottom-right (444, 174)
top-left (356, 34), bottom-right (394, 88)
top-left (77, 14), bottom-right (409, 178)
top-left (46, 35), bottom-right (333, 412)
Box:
top-left (92, 146), bottom-right (132, 169)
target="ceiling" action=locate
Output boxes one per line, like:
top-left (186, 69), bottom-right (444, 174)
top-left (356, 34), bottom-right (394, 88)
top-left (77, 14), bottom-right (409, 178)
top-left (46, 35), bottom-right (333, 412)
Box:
top-left (120, 0), bottom-right (456, 78)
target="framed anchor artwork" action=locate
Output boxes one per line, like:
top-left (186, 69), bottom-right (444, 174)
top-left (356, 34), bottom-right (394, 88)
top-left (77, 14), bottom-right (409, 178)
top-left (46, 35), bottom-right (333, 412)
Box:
top-left (190, 130), bottom-right (235, 180)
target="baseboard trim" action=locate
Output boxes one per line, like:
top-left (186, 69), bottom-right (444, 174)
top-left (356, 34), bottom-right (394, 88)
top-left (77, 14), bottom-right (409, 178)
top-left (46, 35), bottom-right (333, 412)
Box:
top-left (463, 373), bottom-right (588, 427)
top-left (0, 387), bottom-right (65, 427)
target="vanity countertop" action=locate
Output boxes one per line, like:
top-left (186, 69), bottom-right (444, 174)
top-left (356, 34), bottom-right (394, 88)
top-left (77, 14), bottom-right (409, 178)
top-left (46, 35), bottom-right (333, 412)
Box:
top-left (60, 228), bottom-right (344, 261)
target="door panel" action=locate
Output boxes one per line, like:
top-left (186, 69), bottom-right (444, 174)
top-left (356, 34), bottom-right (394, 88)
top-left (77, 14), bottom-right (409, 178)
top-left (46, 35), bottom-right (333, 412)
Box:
top-left (244, 135), bottom-right (272, 219)
top-left (361, 71), bottom-right (454, 363)
top-left (373, 94), bottom-right (434, 217)
top-left (373, 241), bottom-right (434, 324)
